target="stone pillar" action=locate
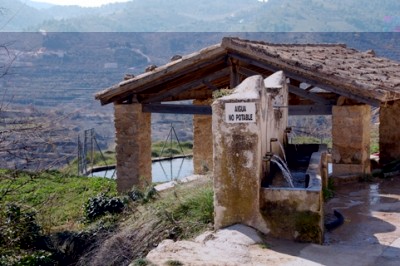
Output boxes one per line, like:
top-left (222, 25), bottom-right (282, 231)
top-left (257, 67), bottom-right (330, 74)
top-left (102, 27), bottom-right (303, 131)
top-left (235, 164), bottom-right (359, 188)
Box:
top-left (114, 103), bottom-right (151, 192)
top-left (332, 104), bottom-right (371, 176)
top-left (379, 100), bottom-right (400, 164)
top-left (212, 75), bottom-right (269, 234)
top-left (264, 71), bottom-right (289, 156)
top-left (193, 99), bottom-right (213, 174)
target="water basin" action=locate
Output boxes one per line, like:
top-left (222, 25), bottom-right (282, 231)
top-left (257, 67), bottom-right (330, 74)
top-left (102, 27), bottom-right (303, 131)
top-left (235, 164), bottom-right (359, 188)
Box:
top-left (91, 157), bottom-right (194, 183)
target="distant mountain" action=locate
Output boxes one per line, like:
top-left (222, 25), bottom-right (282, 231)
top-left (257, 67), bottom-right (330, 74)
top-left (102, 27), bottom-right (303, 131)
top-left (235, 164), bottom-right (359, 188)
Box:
top-left (2, 0), bottom-right (400, 32)
top-left (0, 0), bottom-right (52, 31)
top-left (25, 0), bottom-right (56, 10)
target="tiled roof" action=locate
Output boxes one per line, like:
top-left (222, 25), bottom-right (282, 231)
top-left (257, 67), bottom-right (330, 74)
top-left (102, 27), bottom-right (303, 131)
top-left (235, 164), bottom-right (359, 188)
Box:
top-left (96, 37), bottom-right (400, 105)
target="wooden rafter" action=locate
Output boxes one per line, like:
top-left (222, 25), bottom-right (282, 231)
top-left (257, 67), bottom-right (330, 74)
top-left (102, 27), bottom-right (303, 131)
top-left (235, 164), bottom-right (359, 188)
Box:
top-left (142, 103), bottom-right (212, 115)
top-left (141, 67), bottom-right (230, 103)
top-left (288, 84), bottom-right (333, 105)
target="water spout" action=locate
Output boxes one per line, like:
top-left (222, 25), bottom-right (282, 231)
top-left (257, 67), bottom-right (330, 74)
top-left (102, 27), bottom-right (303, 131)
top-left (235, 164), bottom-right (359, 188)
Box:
top-left (270, 138), bottom-right (288, 164)
top-left (271, 154), bottom-right (294, 188)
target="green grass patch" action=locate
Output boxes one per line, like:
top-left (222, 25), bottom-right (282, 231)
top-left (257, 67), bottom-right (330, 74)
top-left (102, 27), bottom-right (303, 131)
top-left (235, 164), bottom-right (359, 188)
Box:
top-left (0, 170), bottom-right (117, 232)
top-left (290, 136), bottom-right (332, 148)
top-left (151, 140), bottom-right (193, 158)
top-left (154, 179), bottom-right (214, 239)
top-left (370, 124), bottom-right (379, 154)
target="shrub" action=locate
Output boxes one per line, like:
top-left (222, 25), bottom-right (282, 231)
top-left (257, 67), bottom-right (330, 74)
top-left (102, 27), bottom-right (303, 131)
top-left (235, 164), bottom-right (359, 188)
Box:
top-left (128, 186), bottom-right (158, 204)
top-left (0, 204), bottom-right (42, 250)
top-left (128, 187), bottom-right (145, 202)
top-left (84, 194), bottom-right (124, 222)
top-left (0, 250), bottom-right (54, 266)
top-left (0, 204), bottom-right (56, 266)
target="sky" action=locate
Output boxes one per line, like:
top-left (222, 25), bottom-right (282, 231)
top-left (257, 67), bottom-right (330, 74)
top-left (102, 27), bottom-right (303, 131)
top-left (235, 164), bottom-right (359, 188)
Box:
top-left (30, 0), bottom-right (131, 7)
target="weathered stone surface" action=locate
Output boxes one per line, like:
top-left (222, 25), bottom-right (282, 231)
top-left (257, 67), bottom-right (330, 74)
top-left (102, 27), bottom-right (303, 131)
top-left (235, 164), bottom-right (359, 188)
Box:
top-left (212, 75), bottom-right (268, 234)
top-left (114, 103), bottom-right (151, 192)
top-left (332, 104), bottom-right (371, 176)
top-left (380, 100), bottom-right (400, 164)
top-left (193, 99), bottom-right (213, 174)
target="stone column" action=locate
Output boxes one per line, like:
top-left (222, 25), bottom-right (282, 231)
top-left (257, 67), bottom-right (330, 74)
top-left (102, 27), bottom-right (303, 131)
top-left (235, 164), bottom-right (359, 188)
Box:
top-left (264, 71), bottom-right (289, 156)
top-left (212, 75), bottom-right (269, 234)
top-left (379, 100), bottom-right (400, 164)
top-left (332, 104), bottom-right (371, 176)
top-left (114, 103), bottom-right (151, 192)
top-left (193, 99), bottom-right (213, 174)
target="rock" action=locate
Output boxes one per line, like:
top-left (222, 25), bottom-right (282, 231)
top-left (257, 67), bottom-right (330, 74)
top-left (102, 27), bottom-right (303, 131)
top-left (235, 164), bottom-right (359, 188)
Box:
top-left (146, 224), bottom-right (263, 265)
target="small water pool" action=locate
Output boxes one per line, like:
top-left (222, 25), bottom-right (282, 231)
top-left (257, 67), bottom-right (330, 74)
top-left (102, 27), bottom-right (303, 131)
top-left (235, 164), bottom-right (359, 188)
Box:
top-left (91, 157), bottom-right (194, 183)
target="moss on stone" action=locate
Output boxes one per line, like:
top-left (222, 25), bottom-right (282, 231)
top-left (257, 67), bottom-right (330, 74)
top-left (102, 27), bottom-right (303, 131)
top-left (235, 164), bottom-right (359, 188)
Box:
top-left (260, 199), bottom-right (322, 243)
top-left (294, 211), bottom-right (321, 243)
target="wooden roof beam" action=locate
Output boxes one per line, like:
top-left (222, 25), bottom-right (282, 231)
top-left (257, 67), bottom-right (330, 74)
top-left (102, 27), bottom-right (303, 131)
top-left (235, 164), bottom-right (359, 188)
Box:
top-left (143, 103), bottom-right (212, 115)
top-left (288, 105), bottom-right (332, 116)
top-left (142, 67), bottom-right (230, 104)
top-left (288, 84), bottom-right (333, 105)
top-left (96, 44), bottom-right (227, 105)
top-left (143, 103), bottom-right (332, 116)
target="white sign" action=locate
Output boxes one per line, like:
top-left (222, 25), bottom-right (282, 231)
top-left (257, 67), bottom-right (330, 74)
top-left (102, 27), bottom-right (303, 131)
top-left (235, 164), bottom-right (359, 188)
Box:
top-left (225, 102), bottom-right (256, 123)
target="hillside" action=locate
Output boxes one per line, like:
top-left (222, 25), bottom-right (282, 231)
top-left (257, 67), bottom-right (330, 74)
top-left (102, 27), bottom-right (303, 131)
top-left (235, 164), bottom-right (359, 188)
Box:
top-left (1, 32), bottom-right (399, 170)
top-left (1, 0), bottom-right (400, 32)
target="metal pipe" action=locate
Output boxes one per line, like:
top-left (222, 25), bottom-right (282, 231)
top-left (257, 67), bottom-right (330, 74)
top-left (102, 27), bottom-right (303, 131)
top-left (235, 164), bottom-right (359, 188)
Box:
top-left (263, 152), bottom-right (274, 162)
top-left (270, 138), bottom-right (278, 152)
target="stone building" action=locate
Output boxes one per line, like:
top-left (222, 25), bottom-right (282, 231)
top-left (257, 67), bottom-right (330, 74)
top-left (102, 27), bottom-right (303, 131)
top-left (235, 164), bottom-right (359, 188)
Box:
top-left (96, 37), bottom-right (400, 192)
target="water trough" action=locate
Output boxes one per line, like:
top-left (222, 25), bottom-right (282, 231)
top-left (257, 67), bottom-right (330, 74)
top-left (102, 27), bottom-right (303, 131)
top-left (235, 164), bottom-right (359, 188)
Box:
top-left (260, 144), bottom-right (328, 243)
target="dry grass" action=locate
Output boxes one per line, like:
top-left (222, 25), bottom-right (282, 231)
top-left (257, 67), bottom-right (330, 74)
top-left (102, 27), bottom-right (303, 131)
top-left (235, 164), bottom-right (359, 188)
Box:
top-left (78, 176), bottom-right (213, 266)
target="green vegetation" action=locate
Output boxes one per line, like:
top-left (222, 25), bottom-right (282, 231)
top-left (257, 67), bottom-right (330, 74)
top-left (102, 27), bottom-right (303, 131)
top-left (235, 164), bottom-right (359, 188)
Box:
top-left (213, 88), bottom-right (233, 99)
top-left (157, 182), bottom-right (214, 238)
top-left (0, 170), bottom-right (116, 232)
top-left (0, 168), bottom-right (213, 265)
top-left (83, 193), bottom-right (124, 222)
top-left (370, 124), bottom-right (380, 154)
top-left (290, 136), bottom-right (332, 148)
top-left (151, 141), bottom-right (193, 158)
top-left (261, 199), bottom-right (322, 243)
top-left (323, 178), bottom-right (335, 201)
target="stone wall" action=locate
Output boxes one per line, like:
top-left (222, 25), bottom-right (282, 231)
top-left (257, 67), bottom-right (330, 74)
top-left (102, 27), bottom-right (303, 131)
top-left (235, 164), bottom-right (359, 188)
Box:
top-left (114, 103), bottom-right (151, 192)
top-left (332, 104), bottom-right (371, 176)
top-left (193, 99), bottom-right (213, 174)
top-left (380, 100), bottom-right (400, 164)
top-left (212, 75), bottom-right (269, 234)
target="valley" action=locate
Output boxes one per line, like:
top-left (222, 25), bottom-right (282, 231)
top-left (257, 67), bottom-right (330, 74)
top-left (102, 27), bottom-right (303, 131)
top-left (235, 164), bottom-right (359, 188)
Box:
top-left (1, 32), bottom-right (399, 170)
